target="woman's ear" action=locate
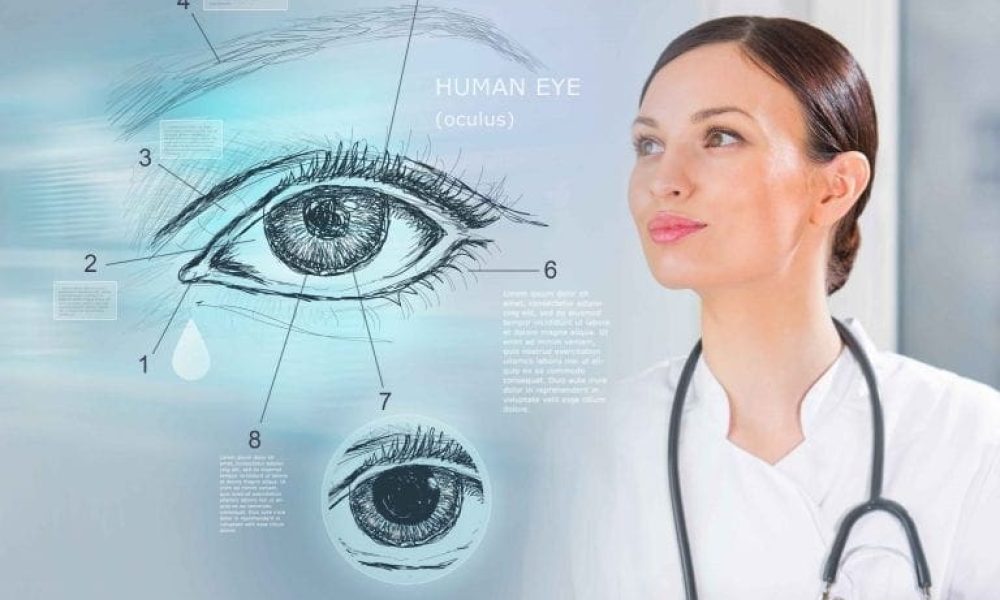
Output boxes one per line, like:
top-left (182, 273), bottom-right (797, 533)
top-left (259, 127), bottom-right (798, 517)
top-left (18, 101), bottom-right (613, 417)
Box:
top-left (809, 150), bottom-right (871, 226)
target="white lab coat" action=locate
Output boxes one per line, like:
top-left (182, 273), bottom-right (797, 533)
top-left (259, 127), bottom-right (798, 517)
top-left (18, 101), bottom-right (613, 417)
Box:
top-left (521, 317), bottom-right (1000, 599)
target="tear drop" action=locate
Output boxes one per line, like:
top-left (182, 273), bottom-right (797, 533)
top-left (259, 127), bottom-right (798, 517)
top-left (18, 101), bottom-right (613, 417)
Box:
top-left (172, 319), bottom-right (211, 381)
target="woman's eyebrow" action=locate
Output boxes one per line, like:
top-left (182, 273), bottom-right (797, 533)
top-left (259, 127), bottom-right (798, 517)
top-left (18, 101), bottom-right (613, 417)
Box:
top-left (632, 115), bottom-right (658, 128)
top-left (690, 105), bottom-right (754, 122)
top-left (632, 106), bottom-right (756, 130)
top-left (107, 5), bottom-right (545, 140)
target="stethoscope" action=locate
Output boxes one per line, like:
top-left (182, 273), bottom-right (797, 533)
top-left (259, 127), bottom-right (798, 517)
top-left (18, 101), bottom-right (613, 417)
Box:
top-left (667, 316), bottom-right (933, 599)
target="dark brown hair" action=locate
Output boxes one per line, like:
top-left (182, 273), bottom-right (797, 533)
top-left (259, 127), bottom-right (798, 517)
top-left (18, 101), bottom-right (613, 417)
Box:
top-left (639, 16), bottom-right (878, 296)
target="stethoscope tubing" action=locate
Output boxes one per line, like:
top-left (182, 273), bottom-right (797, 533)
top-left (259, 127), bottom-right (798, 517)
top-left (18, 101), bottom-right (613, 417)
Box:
top-left (666, 316), bottom-right (932, 599)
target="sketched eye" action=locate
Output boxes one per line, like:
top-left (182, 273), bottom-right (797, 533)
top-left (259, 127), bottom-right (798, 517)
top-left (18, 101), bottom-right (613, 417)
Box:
top-left (152, 140), bottom-right (545, 304)
top-left (322, 415), bottom-right (491, 584)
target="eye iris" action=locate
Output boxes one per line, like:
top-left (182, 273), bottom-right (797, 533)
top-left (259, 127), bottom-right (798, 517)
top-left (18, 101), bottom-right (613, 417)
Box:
top-left (350, 465), bottom-right (464, 548)
top-left (372, 465), bottom-right (440, 524)
top-left (263, 185), bottom-right (389, 276)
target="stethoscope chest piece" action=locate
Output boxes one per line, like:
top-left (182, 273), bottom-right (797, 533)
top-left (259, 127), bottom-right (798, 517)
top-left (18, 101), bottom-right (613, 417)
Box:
top-left (820, 585), bottom-right (845, 600)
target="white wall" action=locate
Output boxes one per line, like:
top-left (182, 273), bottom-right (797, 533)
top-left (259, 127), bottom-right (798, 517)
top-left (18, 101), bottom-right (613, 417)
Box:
top-left (899, 0), bottom-right (1000, 386)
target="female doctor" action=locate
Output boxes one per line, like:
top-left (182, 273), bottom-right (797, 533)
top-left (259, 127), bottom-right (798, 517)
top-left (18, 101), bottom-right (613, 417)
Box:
top-left (522, 15), bottom-right (1000, 600)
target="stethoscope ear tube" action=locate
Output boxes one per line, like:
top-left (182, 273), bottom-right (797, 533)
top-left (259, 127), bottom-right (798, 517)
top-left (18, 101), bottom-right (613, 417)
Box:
top-left (667, 338), bottom-right (703, 599)
top-left (831, 317), bottom-right (885, 499)
top-left (667, 317), bottom-right (933, 599)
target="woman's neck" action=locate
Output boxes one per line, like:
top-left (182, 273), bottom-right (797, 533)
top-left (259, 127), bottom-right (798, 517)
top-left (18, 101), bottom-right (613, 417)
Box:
top-left (698, 277), bottom-right (843, 445)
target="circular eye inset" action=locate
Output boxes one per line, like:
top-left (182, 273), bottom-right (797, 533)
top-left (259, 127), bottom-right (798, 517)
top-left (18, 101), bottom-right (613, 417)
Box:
top-left (321, 415), bottom-right (491, 585)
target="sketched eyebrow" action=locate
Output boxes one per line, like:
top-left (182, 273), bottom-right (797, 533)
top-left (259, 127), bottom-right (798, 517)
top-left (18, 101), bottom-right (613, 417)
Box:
top-left (107, 4), bottom-right (546, 139)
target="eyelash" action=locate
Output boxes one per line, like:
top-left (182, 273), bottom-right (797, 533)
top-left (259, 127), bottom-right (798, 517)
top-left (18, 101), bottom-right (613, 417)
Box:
top-left (704, 126), bottom-right (743, 147)
top-left (152, 139), bottom-right (545, 248)
top-left (631, 126), bottom-right (744, 156)
top-left (277, 141), bottom-right (527, 229)
top-left (360, 426), bottom-right (475, 471)
top-left (630, 136), bottom-right (648, 156)
top-left (328, 427), bottom-right (479, 508)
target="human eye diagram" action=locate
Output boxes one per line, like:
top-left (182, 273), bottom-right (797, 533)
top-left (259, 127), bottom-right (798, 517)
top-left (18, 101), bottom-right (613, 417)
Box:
top-left (108, 4), bottom-right (550, 330)
top-left (148, 139), bottom-right (545, 307)
top-left (322, 415), bottom-right (490, 584)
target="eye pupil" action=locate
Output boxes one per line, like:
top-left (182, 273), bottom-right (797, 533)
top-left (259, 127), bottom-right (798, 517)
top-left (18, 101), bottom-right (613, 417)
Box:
top-left (372, 465), bottom-right (441, 525)
top-left (303, 198), bottom-right (349, 240)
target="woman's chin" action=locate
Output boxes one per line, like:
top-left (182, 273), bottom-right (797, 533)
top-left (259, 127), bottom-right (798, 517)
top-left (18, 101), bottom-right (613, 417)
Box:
top-left (648, 269), bottom-right (699, 291)
top-left (643, 256), bottom-right (702, 290)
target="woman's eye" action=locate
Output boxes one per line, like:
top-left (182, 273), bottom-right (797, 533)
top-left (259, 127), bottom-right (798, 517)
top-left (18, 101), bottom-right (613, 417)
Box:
top-left (705, 128), bottom-right (742, 148)
top-left (150, 140), bottom-right (546, 306)
top-left (632, 135), bottom-right (663, 157)
top-left (323, 416), bottom-right (491, 584)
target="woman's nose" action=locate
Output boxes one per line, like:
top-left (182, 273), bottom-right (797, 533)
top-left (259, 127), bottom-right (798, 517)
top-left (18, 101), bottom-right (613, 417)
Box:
top-left (648, 152), bottom-right (692, 201)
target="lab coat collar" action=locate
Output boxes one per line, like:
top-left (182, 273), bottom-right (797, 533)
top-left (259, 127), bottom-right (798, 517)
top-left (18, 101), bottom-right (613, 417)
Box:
top-left (687, 316), bottom-right (878, 440)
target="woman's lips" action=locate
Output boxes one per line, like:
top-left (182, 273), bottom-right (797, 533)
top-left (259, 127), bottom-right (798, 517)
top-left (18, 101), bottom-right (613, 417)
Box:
top-left (647, 212), bottom-right (707, 244)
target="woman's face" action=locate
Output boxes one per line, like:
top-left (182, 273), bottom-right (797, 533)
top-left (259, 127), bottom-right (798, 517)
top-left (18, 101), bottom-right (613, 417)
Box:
top-left (628, 42), bottom-right (824, 294)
